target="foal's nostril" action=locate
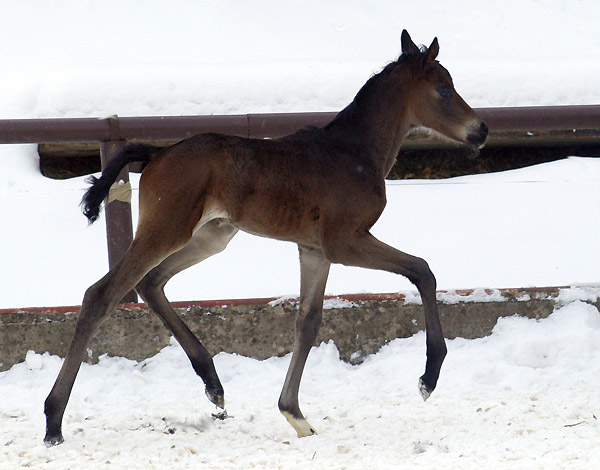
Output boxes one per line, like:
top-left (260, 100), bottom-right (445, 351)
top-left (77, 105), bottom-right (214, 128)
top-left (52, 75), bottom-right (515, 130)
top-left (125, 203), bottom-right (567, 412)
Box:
top-left (480, 122), bottom-right (489, 138)
top-left (467, 121), bottom-right (489, 147)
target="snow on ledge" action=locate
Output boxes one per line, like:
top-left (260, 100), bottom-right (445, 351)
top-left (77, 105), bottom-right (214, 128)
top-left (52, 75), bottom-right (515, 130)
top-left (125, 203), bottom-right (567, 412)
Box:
top-left (255, 286), bottom-right (600, 311)
top-left (555, 286), bottom-right (600, 306)
top-left (403, 286), bottom-right (600, 306)
top-left (268, 296), bottom-right (358, 310)
top-left (404, 288), bottom-right (510, 305)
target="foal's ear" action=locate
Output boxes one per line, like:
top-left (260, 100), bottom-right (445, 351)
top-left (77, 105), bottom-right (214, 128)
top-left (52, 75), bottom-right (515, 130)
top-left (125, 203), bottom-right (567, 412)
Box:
top-left (422, 37), bottom-right (439, 67)
top-left (401, 29), bottom-right (420, 56)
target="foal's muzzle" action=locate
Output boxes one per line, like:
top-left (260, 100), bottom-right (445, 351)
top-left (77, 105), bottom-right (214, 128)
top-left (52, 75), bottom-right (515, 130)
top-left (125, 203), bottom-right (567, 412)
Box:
top-left (465, 122), bottom-right (489, 158)
top-left (467, 122), bottom-right (489, 148)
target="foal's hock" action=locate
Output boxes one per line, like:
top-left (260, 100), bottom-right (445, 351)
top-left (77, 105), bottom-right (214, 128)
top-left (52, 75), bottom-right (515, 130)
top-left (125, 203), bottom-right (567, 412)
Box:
top-left (43, 30), bottom-right (488, 445)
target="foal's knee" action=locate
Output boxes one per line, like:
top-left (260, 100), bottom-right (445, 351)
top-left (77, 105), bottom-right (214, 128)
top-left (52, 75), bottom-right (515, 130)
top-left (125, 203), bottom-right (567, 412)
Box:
top-left (408, 257), bottom-right (437, 291)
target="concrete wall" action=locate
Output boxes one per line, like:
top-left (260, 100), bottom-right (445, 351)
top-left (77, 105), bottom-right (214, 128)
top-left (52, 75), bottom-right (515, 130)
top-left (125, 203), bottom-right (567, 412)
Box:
top-left (1, 287), bottom-right (595, 371)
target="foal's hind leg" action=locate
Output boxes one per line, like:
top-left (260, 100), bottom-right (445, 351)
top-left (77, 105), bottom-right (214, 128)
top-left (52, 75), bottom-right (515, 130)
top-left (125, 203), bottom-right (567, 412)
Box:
top-left (136, 219), bottom-right (238, 409)
top-left (278, 245), bottom-right (330, 437)
top-left (44, 232), bottom-right (188, 445)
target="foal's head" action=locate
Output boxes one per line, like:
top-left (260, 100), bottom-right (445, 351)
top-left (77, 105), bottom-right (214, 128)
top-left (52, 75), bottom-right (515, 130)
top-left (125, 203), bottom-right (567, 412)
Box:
top-left (399, 30), bottom-right (488, 156)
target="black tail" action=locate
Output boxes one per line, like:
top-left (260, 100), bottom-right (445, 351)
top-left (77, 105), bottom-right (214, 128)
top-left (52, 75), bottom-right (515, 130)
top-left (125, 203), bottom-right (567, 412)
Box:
top-left (81, 143), bottom-right (163, 223)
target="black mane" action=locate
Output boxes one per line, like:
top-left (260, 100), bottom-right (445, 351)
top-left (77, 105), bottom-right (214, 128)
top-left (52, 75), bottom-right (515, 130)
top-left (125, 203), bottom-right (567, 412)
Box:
top-left (323, 50), bottom-right (425, 133)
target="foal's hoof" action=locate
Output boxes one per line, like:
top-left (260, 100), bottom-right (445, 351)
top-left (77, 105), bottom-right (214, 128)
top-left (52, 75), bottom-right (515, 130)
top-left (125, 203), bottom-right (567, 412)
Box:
top-left (205, 387), bottom-right (225, 409)
top-left (281, 411), bottom-right (317, 438)
top-left (43, 432), bottom-right (64, 447)
top-left (418, 377), bottom-right (434, 401)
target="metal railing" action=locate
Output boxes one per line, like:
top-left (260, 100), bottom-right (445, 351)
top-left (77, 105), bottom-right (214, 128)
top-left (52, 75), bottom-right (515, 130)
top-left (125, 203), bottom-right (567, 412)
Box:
top-left (2, 105), bottom-right (600, 146)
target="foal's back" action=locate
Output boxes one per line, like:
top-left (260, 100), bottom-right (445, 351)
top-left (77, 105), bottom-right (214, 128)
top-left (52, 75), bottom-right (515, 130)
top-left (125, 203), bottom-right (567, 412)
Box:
top-left (139, 131), bottom-right (386, 245)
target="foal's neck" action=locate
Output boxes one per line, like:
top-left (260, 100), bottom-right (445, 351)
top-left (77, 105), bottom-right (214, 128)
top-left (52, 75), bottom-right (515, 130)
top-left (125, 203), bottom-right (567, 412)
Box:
top-left (325, 75), bottom-right (414, 178)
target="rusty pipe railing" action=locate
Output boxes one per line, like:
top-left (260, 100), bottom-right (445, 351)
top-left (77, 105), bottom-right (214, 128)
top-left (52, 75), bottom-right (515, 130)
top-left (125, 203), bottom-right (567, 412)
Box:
top-left (0, 105), bottom-right (600, 145)
top-left (1, 105), bottom-right (600, 303)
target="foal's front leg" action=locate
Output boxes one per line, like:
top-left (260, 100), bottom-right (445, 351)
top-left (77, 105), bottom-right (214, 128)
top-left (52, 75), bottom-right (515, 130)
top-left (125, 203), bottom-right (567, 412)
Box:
top-left (278, 245), bottom-right (330, 437)
top-left (324, 230), bottom-right (447, 400)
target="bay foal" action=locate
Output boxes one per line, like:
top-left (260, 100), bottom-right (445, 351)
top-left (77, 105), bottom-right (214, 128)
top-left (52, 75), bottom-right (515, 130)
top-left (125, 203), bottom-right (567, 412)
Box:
top-left (44, 30), bottom-right (488, 445)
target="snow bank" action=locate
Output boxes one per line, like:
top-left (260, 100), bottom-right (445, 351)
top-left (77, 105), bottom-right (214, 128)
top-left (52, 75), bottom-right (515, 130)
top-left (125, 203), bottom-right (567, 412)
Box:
top-left (1, 301), bottom-right (599, 469)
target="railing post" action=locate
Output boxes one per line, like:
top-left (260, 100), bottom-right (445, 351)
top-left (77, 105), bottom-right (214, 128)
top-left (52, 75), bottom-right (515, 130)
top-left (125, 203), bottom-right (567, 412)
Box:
top-left (99, 117), bottom-right (137, 303)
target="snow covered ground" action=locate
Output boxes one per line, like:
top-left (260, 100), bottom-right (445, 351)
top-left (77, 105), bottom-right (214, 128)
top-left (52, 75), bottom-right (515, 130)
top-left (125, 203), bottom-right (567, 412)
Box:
top-left (1, 296), bottom-right (600, 469)
top-left (1, 1), bottom-right (600, 468)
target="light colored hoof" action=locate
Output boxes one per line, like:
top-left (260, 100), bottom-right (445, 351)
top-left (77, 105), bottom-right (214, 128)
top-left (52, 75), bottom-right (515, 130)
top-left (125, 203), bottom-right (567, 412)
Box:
top-left (281, 411), bottom-right (317, 437)
top-left (419, 377), bottom-right (432, 401)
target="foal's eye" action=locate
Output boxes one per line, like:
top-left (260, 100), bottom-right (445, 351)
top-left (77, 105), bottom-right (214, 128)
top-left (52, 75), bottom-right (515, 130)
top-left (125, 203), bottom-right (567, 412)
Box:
top-left (438, 87), bottom-right (452, 100)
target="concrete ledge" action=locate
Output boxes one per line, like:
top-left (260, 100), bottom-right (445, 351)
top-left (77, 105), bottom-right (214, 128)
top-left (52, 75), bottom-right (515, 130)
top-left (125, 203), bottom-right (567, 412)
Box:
top-left (1, 287), bottom-right (598, 371)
